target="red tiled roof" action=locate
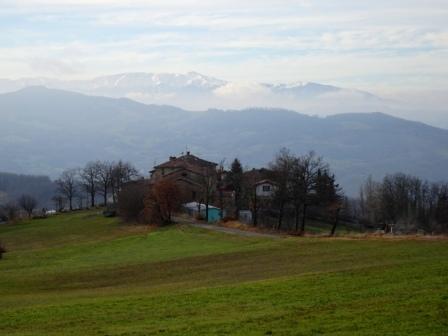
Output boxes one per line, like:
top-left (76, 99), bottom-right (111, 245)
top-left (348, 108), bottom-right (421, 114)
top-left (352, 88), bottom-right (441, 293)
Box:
top-left (154, 153), bottom-right (217, 170)
top-left (254, 179), bottom-right (275, 186)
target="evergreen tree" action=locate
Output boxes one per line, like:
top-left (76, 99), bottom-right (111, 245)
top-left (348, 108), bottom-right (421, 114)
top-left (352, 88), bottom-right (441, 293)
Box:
top-left (229, 158), bottom-right (244, 219)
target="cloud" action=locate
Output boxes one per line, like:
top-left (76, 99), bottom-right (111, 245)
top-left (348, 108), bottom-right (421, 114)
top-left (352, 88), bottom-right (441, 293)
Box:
top-left (213, 82), bottom-right (270, 98)
top-left (0, 0), bottom-right (447, 127)
top-left (0, 0), bottom-right (447, 95)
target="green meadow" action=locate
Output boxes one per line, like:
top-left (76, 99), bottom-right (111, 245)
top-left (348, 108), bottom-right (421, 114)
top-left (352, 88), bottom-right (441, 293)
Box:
top-left (0, 211), bottom-right (447, 335)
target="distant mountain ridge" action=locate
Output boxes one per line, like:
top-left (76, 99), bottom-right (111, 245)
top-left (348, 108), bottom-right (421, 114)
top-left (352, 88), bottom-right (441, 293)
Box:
top-left (0, 71), bottom-right (226, 92)
top-left (0, 172), bottom-right (55, 207)
top-left (0, 86), bottom-right (447, 196)
top-left (0, 71), bottom-right (388, 113)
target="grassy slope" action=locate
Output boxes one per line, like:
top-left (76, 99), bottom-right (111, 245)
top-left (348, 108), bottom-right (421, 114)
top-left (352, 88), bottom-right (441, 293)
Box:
top-left (0, 211), bottom-right (447, 335)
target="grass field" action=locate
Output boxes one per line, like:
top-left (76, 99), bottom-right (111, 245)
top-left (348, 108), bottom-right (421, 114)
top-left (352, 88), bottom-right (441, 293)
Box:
top-left (0, 210), bottom-right (447, 335)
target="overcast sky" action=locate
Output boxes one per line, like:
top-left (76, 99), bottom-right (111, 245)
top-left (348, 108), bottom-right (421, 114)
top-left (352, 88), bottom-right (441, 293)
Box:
top-left (1, 0), bottom-right (447, 96)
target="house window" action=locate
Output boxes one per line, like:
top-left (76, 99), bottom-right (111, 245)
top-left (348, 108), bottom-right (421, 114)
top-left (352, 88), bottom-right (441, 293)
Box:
top-left (262, 185), bottom-right (271, 192)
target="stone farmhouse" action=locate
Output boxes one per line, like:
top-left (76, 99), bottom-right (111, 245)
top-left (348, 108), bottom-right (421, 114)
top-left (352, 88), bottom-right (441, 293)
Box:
top-left (150, 151), bottom-right (218, 204)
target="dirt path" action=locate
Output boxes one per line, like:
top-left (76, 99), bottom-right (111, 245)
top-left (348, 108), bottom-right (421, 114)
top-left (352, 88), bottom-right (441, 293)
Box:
top-left (174, 216), bottom-right (281, 239)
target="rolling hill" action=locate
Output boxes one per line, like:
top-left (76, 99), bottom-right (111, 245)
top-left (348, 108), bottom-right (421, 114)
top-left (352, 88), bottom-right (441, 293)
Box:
top-left (0, 210), bottom-right (447, 335)
top-left (1, 86), bottom-right (448, 195)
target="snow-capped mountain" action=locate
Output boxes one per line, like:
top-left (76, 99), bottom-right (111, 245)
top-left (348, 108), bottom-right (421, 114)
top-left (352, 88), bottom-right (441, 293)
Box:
top-left (0, 72), bottom-right (387, 113)
top-left (0, 72), bottom-right (225, 95)
top-left (70, 72), bottom-right (227, 92)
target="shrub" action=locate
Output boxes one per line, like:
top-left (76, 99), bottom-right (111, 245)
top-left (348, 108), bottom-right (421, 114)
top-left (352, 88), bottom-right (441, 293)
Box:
top-left (0, 242), bottom-right (6, 260)
top-left (117, 182), bottom-right (146, 222)
top-left (1, 202), bottom-right (20, 222)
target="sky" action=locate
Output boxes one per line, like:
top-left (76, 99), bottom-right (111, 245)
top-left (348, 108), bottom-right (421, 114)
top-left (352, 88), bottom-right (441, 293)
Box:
top-left (0, 0), bottom-right (448, 98)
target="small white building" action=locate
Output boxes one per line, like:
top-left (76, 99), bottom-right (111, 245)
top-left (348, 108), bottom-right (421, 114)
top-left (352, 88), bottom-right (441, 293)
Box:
top-left (238, 210), bottom-right (252, 224)
top-left (183, 202), bottom-right (223, 223)
top-left (255, 179), bottom-right (276, 198)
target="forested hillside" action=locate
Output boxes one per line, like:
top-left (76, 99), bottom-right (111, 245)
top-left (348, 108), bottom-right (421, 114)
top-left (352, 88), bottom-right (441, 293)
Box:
top-left (1, 87), bottom-right (448, 195)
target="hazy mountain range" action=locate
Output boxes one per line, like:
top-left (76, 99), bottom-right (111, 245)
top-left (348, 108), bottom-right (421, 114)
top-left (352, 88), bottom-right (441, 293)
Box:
top-left (0, 172), bottom-right (55, 207)
top-left (0, 72), bottom-right (389, 115)
top-left (1, 86), bottom-right (448, 196)
top-left (2, 71), bottom-right (445, 128)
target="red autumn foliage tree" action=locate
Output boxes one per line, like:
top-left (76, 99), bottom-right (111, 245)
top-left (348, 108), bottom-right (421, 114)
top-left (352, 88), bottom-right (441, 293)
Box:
top-left (144, 179), bottom-right (181, 225)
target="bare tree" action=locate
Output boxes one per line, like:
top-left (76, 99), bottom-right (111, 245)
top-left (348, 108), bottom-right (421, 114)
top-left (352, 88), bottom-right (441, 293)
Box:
top-left (110, 160), bottom-right (139, 203)
top-left (97, 161), bottom-right (113, 206)
top-left (314, 170), bottom-right (343, 236)
top-left (270, 148), bottom-right (294, 230)
top-left (52, 195), bottom-right (66, 212)
top-left (359, 175), bottom-right (383, 226)
top-left (150, 179), bottom-right (181, 223)
top-left (80, 161), bottom-right (101, 208)
top-left (55, 169), bottom-right (78, 211)
top-left (289, 157), bottom-right (303, 232)
top-left (270, 149), bottom-right (329, 233)
top-left (359, 174), bottom-right (448, 233)
top-left (246, 178), bottom-right (259, 227)
top-left (436, 183), bottom-right (448, 231)
top-left (296, 152), bottom-right (327, 235)
top-left (76, 192), bottom-right (87, 210)
top-left (17, 194), bottom-right (38, 217)
top-left (200, 167), bottom-right (217, 222)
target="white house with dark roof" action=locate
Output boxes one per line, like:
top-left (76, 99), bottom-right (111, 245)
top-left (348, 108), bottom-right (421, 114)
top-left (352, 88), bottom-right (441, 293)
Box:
top-left (254, 179), bottom-right (276, 198)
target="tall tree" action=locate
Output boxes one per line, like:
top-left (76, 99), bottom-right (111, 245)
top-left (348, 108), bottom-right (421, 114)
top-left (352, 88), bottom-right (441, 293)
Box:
top-left (17, 194), bottom-right (38, 218)
top-left (55, 169), bottom-right (78, 211)
top-left (217, 160), bottom-right (226, 220)
top-left (97, 162), bottom-right (112, 206)
top-left (296, 152), bottom-right (327, 235)
top-left (151, 179), bottom-right (181, 224)
top-left (359, 175), bottom-right (383, 226)
top-left (80, 161), bottom-right (101, 208)
top-left (52, 195), bottom-right (66, 212)
top-left (200, 167), bottom-right (217, 222)
top-left (289, 157), bottom-right (304, 232)
top-left (315, 170), bottom-right (343, 236)
top-left (436, 183), bottom-right (448, 231)
top-left (270, 148), bottom-right (294, 230)
top-left (228, 158), bottom-right (244, 219)
top-left (244, 173), bottom-right (261, 227)
top-left (110, 160), bottom-right (139, 203)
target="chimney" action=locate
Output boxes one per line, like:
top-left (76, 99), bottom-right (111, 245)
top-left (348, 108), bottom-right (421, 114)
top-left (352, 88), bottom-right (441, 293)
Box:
top-left (186, 151), bottom-right (190, 155)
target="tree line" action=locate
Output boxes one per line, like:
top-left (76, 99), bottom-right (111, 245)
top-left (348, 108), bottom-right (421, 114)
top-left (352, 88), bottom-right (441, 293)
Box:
top-left (359, 173), bottom-right (448, 233)
top-left (4, 149), bottom-right (446, 235)
top-left (53, 160), bottom-right (139, 211)
top-left (0, 160), bottom-right (140, 222)
top-left (225, 149), bottom-right (343, 235)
